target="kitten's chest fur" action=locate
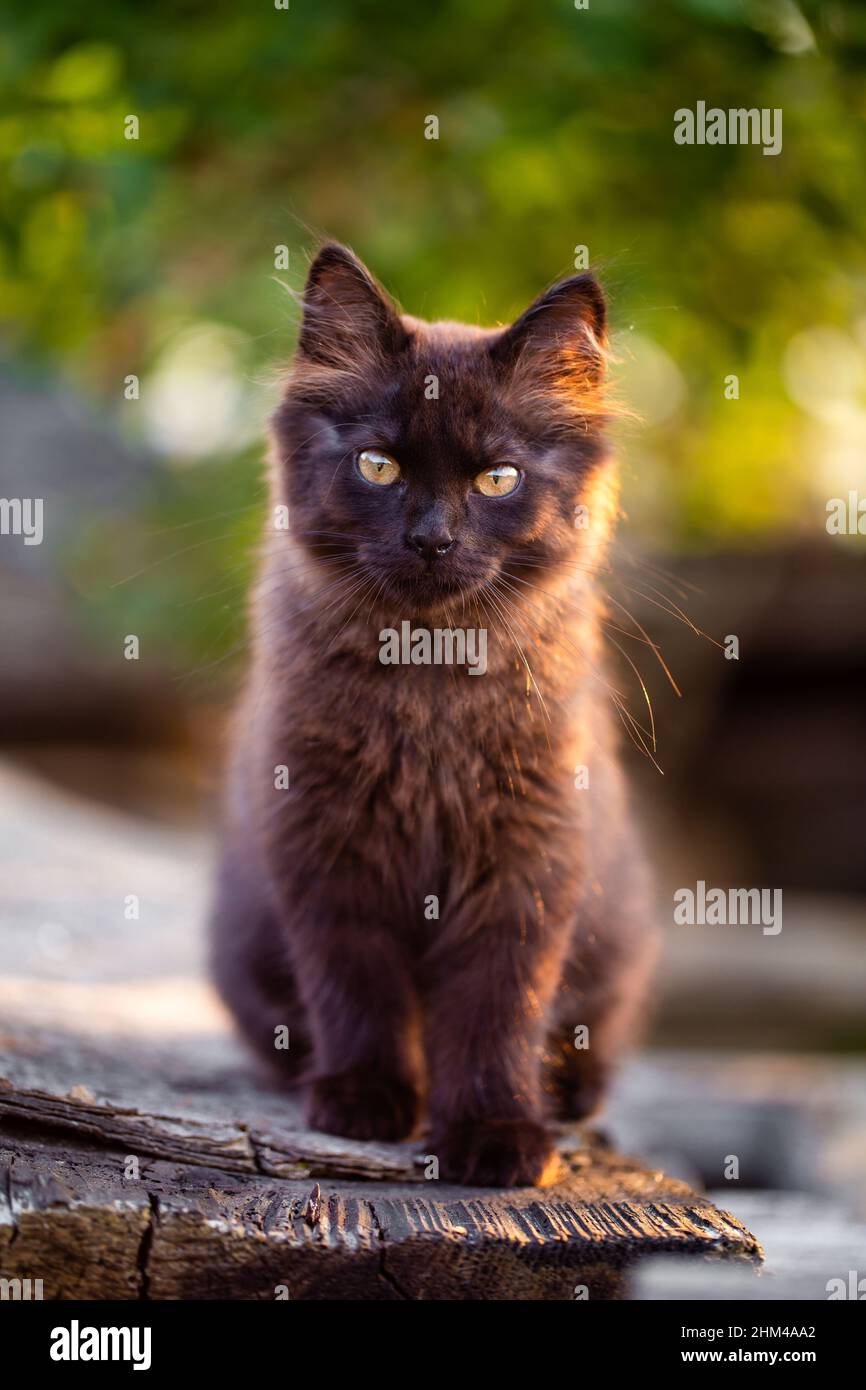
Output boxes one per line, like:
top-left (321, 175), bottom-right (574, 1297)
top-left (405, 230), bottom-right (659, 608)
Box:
top-left (241, 581), bottom-right (596, 926)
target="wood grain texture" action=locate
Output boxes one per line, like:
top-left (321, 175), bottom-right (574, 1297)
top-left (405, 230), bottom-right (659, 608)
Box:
top-left (0, 1028), bottom-right (763, 1300)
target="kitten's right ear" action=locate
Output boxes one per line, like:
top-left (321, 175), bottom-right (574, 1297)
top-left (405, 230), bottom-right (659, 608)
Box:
top-left (491, 273), bottom-right (607, 381)
top-left (488, 273), bottom-right (610, 430)
top-left (298, 243), bottom-right (407, 367)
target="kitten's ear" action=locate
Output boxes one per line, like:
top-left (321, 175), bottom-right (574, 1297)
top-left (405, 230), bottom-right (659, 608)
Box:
top-left (491, 273), bottom-right (607, 389)
top-left (298, 243), bottom-right (407, 366)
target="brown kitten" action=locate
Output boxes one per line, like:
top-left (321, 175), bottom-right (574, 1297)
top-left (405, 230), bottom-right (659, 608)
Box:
top-left (210, 244), bottom-right (657, 1186)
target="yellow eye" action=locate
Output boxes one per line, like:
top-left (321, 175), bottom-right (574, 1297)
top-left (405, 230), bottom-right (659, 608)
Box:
top-left (358, 449), bottom-right (400, 486)
top-left (474, 464), bottom-right (520, 497)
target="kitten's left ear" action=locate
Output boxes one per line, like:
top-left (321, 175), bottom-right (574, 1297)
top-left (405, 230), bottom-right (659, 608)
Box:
top-left (298, 242), bottom-right (407, 367)
top-left (491, 273), bottom-right (607, 385)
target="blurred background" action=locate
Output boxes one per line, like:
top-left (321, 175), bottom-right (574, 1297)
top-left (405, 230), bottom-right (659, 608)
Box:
top-left (2, 0), bottom-right (866, 1282)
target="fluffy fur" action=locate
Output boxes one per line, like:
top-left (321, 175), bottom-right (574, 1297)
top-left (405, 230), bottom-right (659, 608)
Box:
top-left (210, 243), bottom-right (657, 1187)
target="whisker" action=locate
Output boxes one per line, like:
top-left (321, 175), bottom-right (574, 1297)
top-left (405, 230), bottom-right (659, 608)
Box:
top-left (602, 591), bottom-right (682, 697)
top-left (143, 498), bottom-right (266, 539)
top-left (108, 528), bottom-right (254, 590)
top-left (492, 572), bottom-right (660, 762)
top-left (180, 553), bottom-right (357, 607)
top-left (484, 580), bottom-right (551, 725)
top-left (622, 583), bottom-right (723, 649)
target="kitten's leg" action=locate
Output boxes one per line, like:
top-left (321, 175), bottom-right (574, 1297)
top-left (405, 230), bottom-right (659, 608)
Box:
top-left (546, 879), bottom-right (658, 1120)
top-left (545, 967), bottom-right (631, 1120)
top-left (292, 916), bottom-right (420, 1143)
top-left (209, 835), bottom-right (311, 1081)
top-left (422, 923), bottom-right (563, 1187)
top-left (212, 839), bottom-right (418, 1140)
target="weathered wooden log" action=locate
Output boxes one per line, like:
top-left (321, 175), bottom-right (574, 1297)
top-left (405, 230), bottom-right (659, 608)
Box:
top-left (0, 1129), bottom-right (763, 1301)
top-left (0, 1029), bottom-right (763, 1300)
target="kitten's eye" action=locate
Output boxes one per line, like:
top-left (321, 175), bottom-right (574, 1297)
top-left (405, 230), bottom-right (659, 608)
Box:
top-left (474, 464), bottom-right (521, 498)
top-left (357, 449), bottom-right (401, 487)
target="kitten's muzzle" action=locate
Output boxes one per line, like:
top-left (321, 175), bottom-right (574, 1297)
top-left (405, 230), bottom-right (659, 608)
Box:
top-left (405, 529), bottom-right (455, 561)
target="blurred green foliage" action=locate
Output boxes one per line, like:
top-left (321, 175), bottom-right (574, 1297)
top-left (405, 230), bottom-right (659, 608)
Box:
top-left (2, 0), bottom-right (865, 672)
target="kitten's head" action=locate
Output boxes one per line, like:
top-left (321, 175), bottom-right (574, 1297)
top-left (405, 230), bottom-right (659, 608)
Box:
top-left (272, 243), bottom-right (616, 616)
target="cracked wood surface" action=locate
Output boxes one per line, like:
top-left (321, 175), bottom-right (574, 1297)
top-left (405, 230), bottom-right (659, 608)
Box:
top-left (0, 1027), bottom-right (763, 1299)
top-left (1, 1128), bottom-right (762, 1300)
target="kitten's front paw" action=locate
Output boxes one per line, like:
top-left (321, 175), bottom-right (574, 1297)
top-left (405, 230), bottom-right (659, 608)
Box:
top-left (307, 1069), bottom-right (417, 1142)
top-left (431, 1117), bottom-right (556, 1187)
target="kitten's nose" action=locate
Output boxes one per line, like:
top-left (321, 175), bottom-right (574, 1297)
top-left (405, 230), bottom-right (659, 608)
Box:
top-left (405, 529), bottom-right (454, 561)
